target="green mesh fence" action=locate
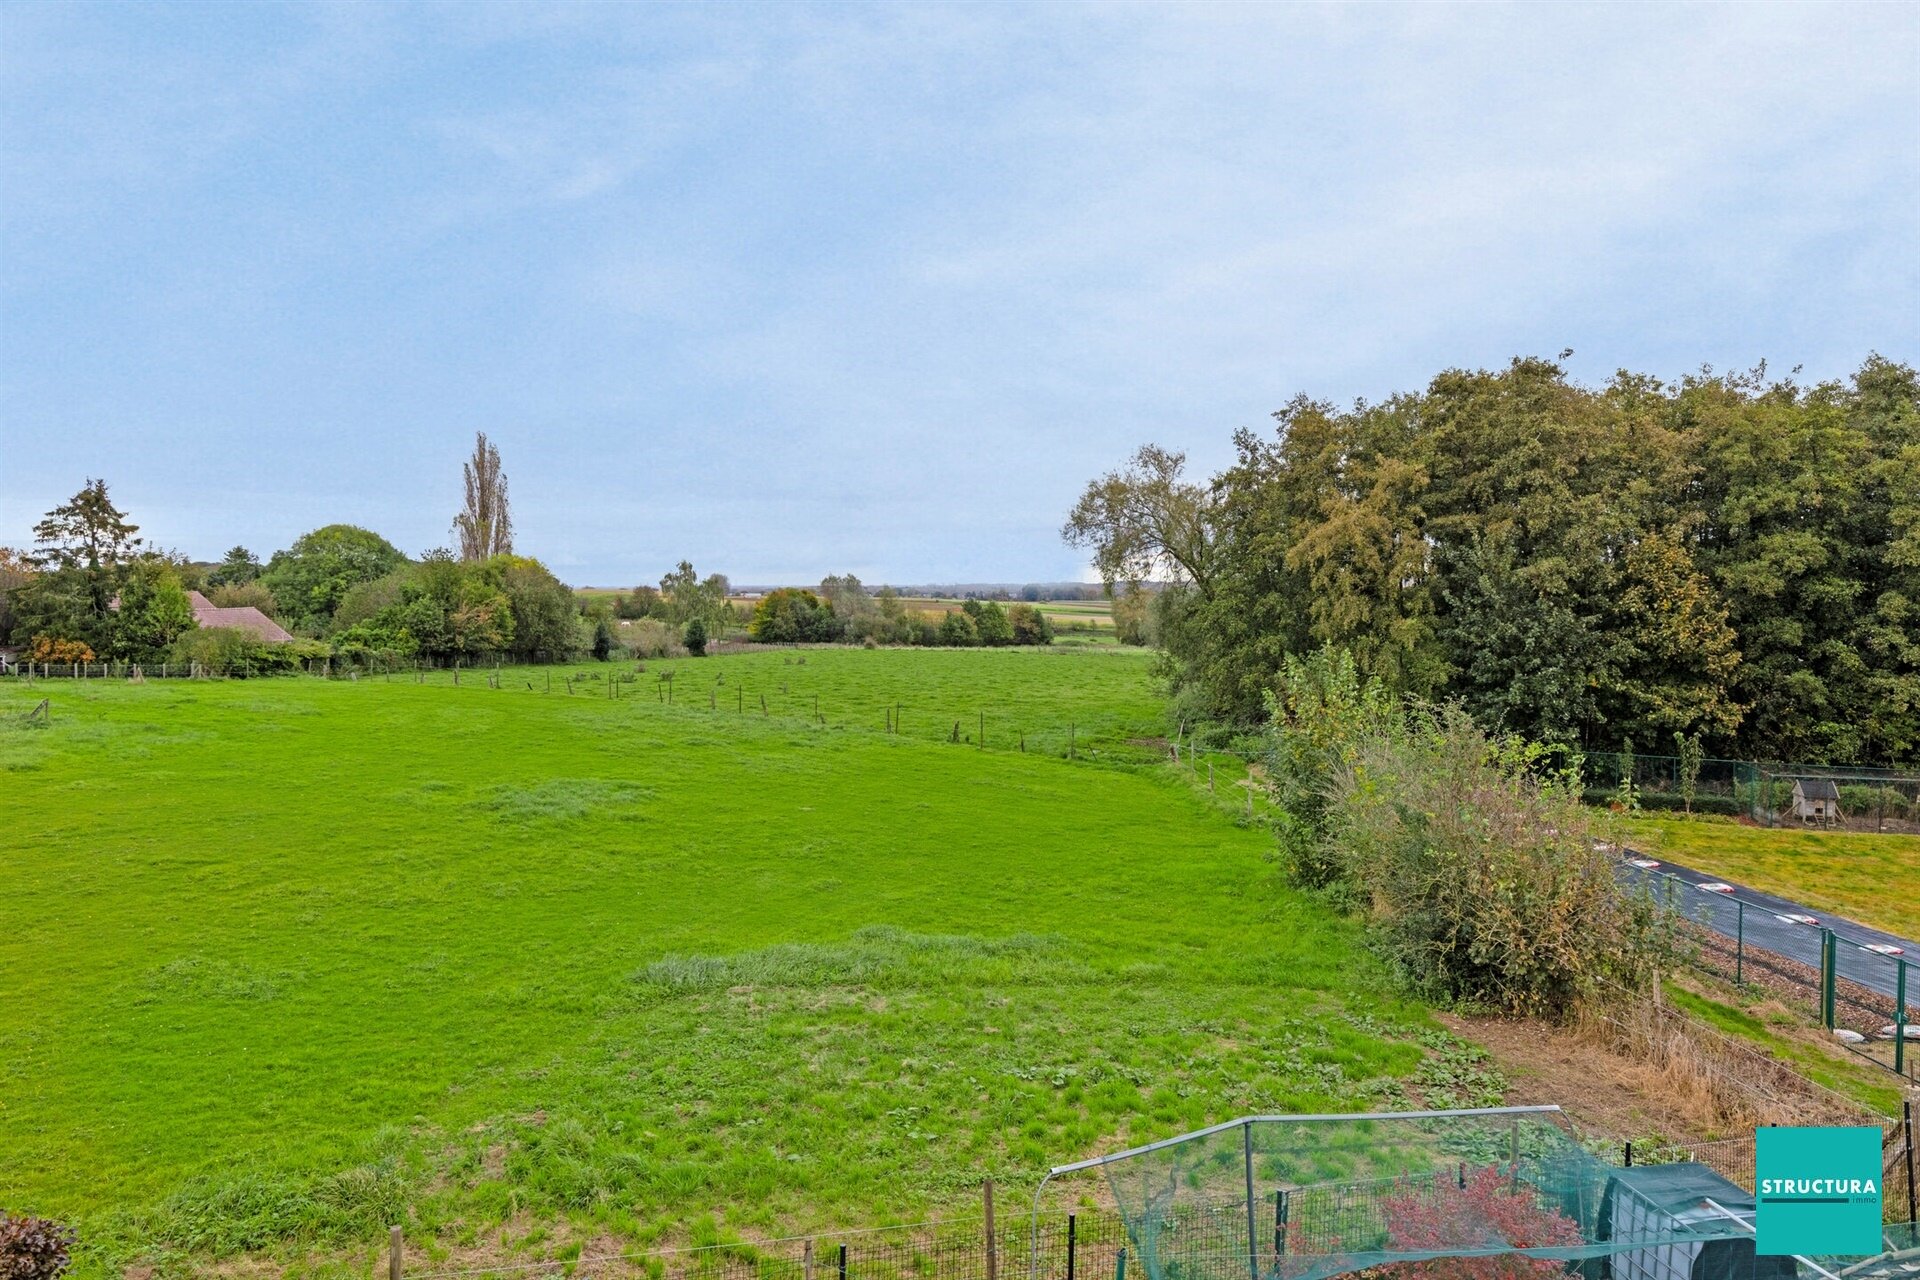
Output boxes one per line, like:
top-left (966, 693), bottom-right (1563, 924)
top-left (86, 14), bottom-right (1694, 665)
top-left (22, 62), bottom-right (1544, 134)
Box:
top-left (1057, 1108), bottom-right (1915, 1280)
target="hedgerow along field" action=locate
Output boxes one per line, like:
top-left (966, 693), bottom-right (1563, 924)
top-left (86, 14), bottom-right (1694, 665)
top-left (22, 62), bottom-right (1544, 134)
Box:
top-left (0, 647), bottom-right (1441, 1276)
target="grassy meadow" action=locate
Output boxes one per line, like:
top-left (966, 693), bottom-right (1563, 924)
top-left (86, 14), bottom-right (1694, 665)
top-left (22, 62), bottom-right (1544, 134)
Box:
top-left (0, 647), bottom-right (1433, 1275)
top-left (1621, 814), bottom-right (1920, 939)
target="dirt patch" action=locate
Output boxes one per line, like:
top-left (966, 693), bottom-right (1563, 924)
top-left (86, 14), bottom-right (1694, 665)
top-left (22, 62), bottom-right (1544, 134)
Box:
top-left (1442, 1011), bottom-right (1722, 1142)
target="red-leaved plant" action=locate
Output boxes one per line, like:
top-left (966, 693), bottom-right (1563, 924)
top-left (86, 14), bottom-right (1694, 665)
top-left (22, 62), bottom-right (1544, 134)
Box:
top-left (0, 1213), bottom-right (76, 1280)
top-left (1360, 1165), bottom-right (1583, 1278)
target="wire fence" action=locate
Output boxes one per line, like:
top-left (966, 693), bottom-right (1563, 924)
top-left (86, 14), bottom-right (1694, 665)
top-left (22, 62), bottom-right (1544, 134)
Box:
top-left (1750, 764), bottom-right (1920, 835)
top-left (351, 1107), bottom-right (1919, 1280)
top-left (1582, 1124), bottom-right (1918, 1227)
top-left (1, 653), bottom-right (1279, 825)
top-left (395, 1206), bottom-right (1136, 1280)
top-left (1630, 862), bottom-right (1917, 1082)
top-left (1581, 750), bottom-right (1920, 833)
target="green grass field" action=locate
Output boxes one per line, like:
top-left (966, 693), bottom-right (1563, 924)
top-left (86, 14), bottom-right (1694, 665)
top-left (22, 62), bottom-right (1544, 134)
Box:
top-left (0, 648), bottom-right (1428, 1275)
top-left (1621, 814), bottom-right (1920, 938)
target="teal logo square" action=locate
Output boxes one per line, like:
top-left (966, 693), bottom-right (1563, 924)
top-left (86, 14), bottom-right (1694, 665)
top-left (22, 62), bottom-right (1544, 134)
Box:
top-left (1756, 1126), bottom-right (1882, 1256)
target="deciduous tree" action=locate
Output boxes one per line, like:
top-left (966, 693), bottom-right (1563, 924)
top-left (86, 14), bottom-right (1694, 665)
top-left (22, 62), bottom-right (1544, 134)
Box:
top-left (453, 432), bottom-right (512, 561)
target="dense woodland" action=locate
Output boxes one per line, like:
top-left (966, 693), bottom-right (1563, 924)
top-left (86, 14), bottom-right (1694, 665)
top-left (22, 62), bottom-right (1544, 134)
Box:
top-left (1069, 355), bottom-right (1920, 765)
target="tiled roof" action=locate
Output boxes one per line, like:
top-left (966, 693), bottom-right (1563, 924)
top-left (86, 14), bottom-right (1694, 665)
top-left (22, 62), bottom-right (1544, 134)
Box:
top-left (188, 591), bottom-right (293, 643)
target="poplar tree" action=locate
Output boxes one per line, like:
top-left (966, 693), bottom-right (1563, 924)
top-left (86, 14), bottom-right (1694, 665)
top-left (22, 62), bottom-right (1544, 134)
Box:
top-left (454, 432), bottom-right (513, 562)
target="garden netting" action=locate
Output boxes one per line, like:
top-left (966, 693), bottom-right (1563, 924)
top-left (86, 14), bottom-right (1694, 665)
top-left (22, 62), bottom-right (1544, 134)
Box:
top-left (1075, 1108), bottom-right (1911, 1280)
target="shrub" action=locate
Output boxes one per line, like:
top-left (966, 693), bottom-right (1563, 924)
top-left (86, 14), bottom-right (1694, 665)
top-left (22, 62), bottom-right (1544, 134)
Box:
top-left (936, 611), bottom-right (978, 647)
top-left (748, 589), bottom-right (841, 643)
top-left (1838, 784), bottom-right (1911, 820)
top-left (168, 629), bottom-right (324, 677)
top-left (1327, 704), bottom-right (1668, 1015)
top-left (591, 617), bottom-right (615, 661)
top-left (623, 618), bottom-right (685, 659)
top-left (1112, 586), bottom-right (1153, 645)
top-left (973, 600), bottom-right (1014, 646)
top-left (1263, 646), bottom-right (1401, 890)
top-left (1007, 603), bottom-right (1054, 646)
top-left (24, 635), bottom-right (94, 664)
top-left (1624, 790), bottom-right (1743, 817)
top-left (682, 617), bottom-right (708, 657)
top-left (0, 1212), bottom-right (76, 1280)
top-left (1361, 1165), bottom-right (1584, 1277)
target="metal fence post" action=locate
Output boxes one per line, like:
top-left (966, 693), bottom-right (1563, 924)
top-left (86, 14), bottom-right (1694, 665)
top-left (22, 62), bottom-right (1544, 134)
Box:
top-left (1896, 958), bottom-right (1908, 1078)
top-left (1243, 1120), bottom-right (1259, 1280)
top-left (1735, 901), bottom-right (1744, 985)
top-left (1066, 1214), bottom-right (1076, 1280)
top-left (1905, 1101), bottom-right (1917, 1225)
top-left (1821, 930), bottom-right (1837, 1029)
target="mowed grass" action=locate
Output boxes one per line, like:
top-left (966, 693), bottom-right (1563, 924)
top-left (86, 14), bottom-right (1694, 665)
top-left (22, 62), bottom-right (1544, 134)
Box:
top-left (1621, 814), bottom-right (1920, 939)
top-left (0, 649), bottom-right (1427, 1274)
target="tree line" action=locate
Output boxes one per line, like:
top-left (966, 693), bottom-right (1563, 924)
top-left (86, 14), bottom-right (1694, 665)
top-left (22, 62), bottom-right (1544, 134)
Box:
top-left (1, 431), bottom-right (1064, 673)
top-left (1067, 354), bottom-right (1920, 765)
top-left (3, 435), bottom-right (622, 671)
top-left (743, 582), bottom-right (1054, 647)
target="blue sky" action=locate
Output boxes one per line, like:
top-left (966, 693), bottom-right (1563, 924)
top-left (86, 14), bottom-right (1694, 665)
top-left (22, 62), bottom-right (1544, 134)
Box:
top-left (2, 2), bottom-right (1915, 586)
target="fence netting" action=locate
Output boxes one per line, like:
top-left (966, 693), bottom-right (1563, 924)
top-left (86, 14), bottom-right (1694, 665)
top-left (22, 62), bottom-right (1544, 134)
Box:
top-left (1085, 1109), bottom-right (1917, 1280)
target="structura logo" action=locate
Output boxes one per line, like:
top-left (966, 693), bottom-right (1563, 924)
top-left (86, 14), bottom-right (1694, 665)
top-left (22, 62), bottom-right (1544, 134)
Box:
top-left (1755, 1126), bottom-right (1883, 1256)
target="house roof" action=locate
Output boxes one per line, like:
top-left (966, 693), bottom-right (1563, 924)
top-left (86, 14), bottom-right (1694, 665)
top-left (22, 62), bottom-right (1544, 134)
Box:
top-left (1793, 778), bottom-right (1842, 800)
top-left (188, 591), bottom-right (294, 643)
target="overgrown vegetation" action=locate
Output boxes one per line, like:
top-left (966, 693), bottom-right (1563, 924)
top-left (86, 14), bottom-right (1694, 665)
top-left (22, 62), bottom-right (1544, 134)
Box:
top-left (167, 628), bottom-right (330, 677)
top-left (1265, 648), bottom-right (1669, 1015)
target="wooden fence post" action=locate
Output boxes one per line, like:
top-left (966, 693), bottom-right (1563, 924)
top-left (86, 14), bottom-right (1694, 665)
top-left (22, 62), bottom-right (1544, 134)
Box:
top-left (389, 1225), bottom-right (402, 1280)
top-left (983, 1178), bottom-right (997, 1280)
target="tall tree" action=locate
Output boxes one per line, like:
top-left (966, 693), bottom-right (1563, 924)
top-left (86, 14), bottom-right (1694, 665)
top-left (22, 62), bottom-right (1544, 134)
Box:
top-left (30, 479), bottom-right (141, 573)
top-left (206, 545), bottom-right (261, 587)
top-left (1065, 353), bottom-right (1918, 763)
top-left (453, 432), bottom-right (513, 561)
top-left (259, 525), bottom-right (407, 634)
top-left (1062, 445), bottom-right (1218, 591)
top-left (17, 480), bottom-right (143, 652)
